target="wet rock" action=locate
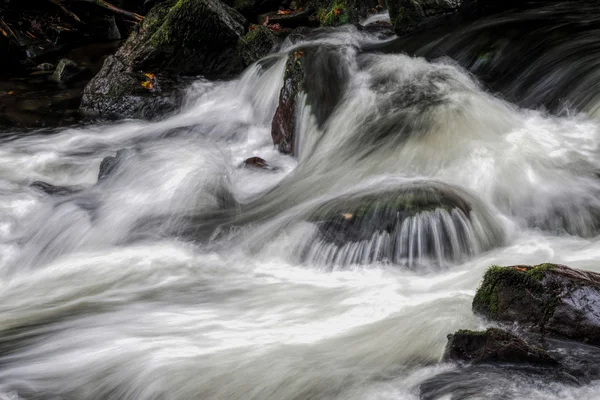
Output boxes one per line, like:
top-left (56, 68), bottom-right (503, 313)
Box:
top-left (30, 181), bottom-right (80, 196)
top-left (271, 45), bottom-right (349, 155)
top-left (386, 0), bottom-right (461, 35)
top-left (239, 156), bottom-right (278, 170)
top-left (473, 264), bottom-right (600, 345)
top-left (300, 181), bottom-right (504, 266)
top-left (98, 148), bottom-right (135, 182)
top-left (81, 0), bottom-right (246, 120)
top-left (237, 25), bottom-right (281, 66)
top-left (50, 59), bottom-right (84, 84)
top-left (80, 56), bottom-right (183, 120)
top-left (271, 50), bottom-right (305, 155)
top-left (444, 328), bottom-right (557, 365)
top-left (35, 63), bottom-right (55, 71)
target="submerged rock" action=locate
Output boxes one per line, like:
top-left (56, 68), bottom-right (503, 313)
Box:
top-left (444, 328), bottom-right (557, 365)
top-left (50, 59), bottom-right (84, 84)
top-left (473, 264), bottom-right (600, 345)
top-left (30, 181), bottom-right (80, 196)
top-left (81, 0), bottom-right (246, 120)
top-left (237, 25), bottom-right (281, 66)
top-left (98, 148), bottom-right (135, 182)
top-left (299, 181), bottom-right (504, 267)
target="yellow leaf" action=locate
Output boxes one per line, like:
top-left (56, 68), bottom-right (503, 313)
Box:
top-left (141, 81), bottom-right (153, 89)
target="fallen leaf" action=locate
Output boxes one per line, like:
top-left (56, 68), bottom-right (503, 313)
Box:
top-left (277, 9), bottom-right (292, 14)
top-left (141, 80), bottom-right (153, 89)
top-left (514, 266), bottom-right (527, 272)
top-left (7, 91), bottom-right (14, 95)
top-left (333, 8), bottom-right (341, 15)
top-left (267, 23), bottom-right (282, 31)
top-left (144, 72), bottom-right (155, 80)
top-left (342, 213), bottom-right (353, 220)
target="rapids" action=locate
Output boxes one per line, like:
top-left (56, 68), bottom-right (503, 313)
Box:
top-left (1, 4), bottom-right (600, 399)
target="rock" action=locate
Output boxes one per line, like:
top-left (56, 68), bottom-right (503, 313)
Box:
top-left (35, 63), bottom-right (55, 71)
top-left (50, 59), bottom-right (84, 84)
top-left (80, 56), bottom-right (183, 120)
top-left (239, 156), bottom-right (278, 170)
top-left (81, 0), bottom-right (247, 120)
top-left (386, 0), bottom-right (461, 35)
top-left (271, 45), bottom-right (349, 155)
top-left (30, 181), bottom-right (80, 196)
top-left (237, 25), bottom-right (281, 66)
top-left (473, 264), bottom-right (600, 345)
top-left (98, 148), bottom-right (135, 182)
top-left (444, 328), bottom-right (558, 365)
top-left (82, 16), bottom-right (122, 41)
top-left (300, 181), bottom-right (504, 266)
top-left (271, 50), bottom-right (305, 155)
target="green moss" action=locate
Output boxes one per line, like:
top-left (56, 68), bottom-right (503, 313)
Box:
top-left (527, 263), bottom-right (558, 280)
top-left (454, 329), bottom-right (487, 337)
top-left (318, 0), bottom-right (350, 26)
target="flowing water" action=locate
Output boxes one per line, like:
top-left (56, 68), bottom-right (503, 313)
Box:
top-left (1, 4), bottom-right (600, 400)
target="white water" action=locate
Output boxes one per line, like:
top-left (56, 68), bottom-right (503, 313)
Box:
top-left (1, 25), bottom-right (600, 400)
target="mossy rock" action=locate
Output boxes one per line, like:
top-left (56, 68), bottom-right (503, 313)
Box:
top-left (386, 0), bottom-right (461, 35)
top-left (444, 328), bottom-right (557, 365)
top-left (473, 264), bottom-right (600, 345)
top-left (298, 181), bottom-right (504, 266)
top-left (119, 0), bottom-right (246, 77)
top-left (237, 25), bottom-right (281, 66)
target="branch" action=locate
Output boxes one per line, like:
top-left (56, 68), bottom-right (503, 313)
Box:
top-left (74, 0), bottom-right (144, 21)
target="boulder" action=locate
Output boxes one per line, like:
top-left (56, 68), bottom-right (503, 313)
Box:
top-left (80, 56), bottom-right (183, 120)
top-left (473, 264), bottom-right (600, 345)
top-left (299, 181), bottom-right (504, 266)
top-left (271, 50), bottom-right (305, 155)
top-left (50, 59), bottom-right (84, 84)
top-left (81, 0), bottom-right (247, 119)
top-left (271, 45), bottom-right (349, 155)
top-left (237, 25), bottom-right (281, 66)
top-left (444, 328), bottom-right (557, 365)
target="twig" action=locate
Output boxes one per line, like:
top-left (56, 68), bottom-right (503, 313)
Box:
top-left (76, 0), bottom-right (144, 21)
top-left (48, 0), bottom-right (83, 23)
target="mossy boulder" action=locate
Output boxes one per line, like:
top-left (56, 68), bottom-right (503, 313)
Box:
top-left (473, 264), bottom-right (600, 345)
top-left (444, 328), bottom-right (557, 365)
top-left (237, 25), bottom-right (281, 66)
top-left (298, 181), bottom-right (504, 266)
top-left (315, 0), bottom-right (379, 26)
top-left (81, 0), bottom-right (246, 119)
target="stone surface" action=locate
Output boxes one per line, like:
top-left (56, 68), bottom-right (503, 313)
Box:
top-left (444, 328), bottom-right (557, 365)
top-left (81, 0), bottom-right (247, 120)
top-left (237, 25), bottom-right (281, 66)
top-left (50, 59), bottom-right (84, 84)
top-left (473, 264), bottom-right (600, 345)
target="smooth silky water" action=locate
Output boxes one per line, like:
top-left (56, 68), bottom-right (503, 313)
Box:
top-left (1, 5), bottom-right (600, 400)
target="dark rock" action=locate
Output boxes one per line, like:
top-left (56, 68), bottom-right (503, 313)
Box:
top-left (299, 181), bottom-right (504, 266)
top-left (239, 156), bottom-right (278, 170)
top-left (271, 50), bottom-right (304, 155)
top-left (50, 59), bottom-right (84, 84)
top-left (271, 45), bottom-right (349, 155)
top-left (98, 148), bottom-right (135, 182)
top-left (82, 16), bottom-right (122, 41)
top-left (444, 328), bottom-right (558, 365)
top-left (35, 63), bottom-right (55, 71)
top-left (386, 0), bottom-right (461, 35)
top-left (80, 56), bottom-right (183, 120)
top-left (81, 0), bottom-right (247, 120)
top-left (237, 25), bottom-right (281, 66)
top-left (30, 181), bottom-right (80, 196)
top-left (473, 264), bottom-right (600, 345)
